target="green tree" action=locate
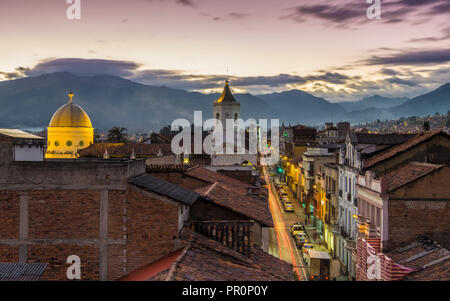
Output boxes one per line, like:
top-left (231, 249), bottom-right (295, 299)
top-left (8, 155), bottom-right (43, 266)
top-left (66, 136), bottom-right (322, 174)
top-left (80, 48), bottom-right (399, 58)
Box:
top-left (107, 127), bottom-right (128, 143)
top-left (423, 121), bottom-right (430, 132)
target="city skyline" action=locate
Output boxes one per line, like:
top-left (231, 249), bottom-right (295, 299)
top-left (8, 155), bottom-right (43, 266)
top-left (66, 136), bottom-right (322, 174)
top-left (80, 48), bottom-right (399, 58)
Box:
top-left (0, 0), bottom-right (449, 101)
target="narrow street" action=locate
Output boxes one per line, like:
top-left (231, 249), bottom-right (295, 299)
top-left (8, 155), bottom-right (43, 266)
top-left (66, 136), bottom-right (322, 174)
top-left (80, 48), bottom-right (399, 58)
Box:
top-left (263, 165), bottom-right (309, 281)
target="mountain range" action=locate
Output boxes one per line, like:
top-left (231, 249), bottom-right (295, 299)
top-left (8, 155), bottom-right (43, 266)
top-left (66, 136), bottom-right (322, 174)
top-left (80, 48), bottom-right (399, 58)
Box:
top-left (0, 72), bottom-right (448, 131)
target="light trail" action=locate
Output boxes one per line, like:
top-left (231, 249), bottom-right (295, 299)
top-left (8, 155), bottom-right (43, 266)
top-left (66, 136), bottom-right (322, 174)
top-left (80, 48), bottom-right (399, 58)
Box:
top-left (263, 166), bottom-right (308, 281)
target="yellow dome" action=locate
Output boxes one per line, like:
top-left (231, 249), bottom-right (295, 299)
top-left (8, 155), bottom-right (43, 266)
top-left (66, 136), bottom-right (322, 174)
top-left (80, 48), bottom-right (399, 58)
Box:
top-left (49, 93), bottom-right (92, 128)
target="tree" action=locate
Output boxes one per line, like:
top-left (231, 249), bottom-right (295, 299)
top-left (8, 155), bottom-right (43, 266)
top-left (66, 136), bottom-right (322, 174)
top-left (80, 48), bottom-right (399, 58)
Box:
top-left (107, 127), bottom-right (128, 143)
top-left (423, 121), bottom-right (430, 132)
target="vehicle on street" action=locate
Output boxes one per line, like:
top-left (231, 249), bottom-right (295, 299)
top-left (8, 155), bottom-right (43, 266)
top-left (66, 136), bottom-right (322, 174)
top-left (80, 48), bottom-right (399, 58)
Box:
top-left (295, 235), bottom-right (308, 248)
top-left (303, 249), bottom-right (331, 281)
top-left (283, 202), bottom-right (294, 212)
top-left (290, 223), bottom-right (305, 236)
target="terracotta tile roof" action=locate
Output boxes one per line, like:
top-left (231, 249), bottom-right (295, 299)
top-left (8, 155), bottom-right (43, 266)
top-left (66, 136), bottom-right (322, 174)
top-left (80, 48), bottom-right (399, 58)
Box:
top-left (118, 247), bottom-right (187, 281)
top-left (125, 228), bottom-right (293, 281)
top-left (386, 236), bottom-right (450, 281)
top-left (364, 130), bottom-right (447, 168)
top-left (186, 166), bottom-right (252, 196)
top-left (196, 183), bottom-right (274, 227)
top-left (78, 142), bottom-right (172, 158)
top-left (382, 161), bottom-right (444, 192)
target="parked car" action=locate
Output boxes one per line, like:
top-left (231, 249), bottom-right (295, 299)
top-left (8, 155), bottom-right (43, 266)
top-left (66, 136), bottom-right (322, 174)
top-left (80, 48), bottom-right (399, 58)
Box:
top-left (283, 202), bottom-right (294, 212)
top-left (290, 223), bottom-right (305, 236)
top-left (296, 236), bottom-right (309, 248)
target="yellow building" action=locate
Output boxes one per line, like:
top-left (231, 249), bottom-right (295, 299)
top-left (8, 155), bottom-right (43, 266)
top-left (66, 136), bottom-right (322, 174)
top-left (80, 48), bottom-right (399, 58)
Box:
top-left (46, 92), bottom-right (94, 159)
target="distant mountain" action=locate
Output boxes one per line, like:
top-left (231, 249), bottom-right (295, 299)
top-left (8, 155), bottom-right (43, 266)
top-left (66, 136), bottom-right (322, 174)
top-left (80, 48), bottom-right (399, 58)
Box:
top-left (0, 73), bottom-right (448, 130)
top-left (339, 95), bottom-right (409, 112)
top-left (257, 90), bottom-right (348, 125)
top-left (392, 83), bottom-right (450, 117)
top-left (0, 72), bottom-right (271, 131)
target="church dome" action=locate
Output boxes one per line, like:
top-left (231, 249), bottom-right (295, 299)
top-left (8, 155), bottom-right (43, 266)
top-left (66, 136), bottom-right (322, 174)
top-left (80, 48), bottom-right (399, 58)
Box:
top-left (49, 92), bottom-right (92, 128)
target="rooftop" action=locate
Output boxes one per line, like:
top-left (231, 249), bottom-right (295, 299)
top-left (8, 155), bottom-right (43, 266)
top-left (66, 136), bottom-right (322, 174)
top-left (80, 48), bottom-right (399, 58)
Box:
top-left (195, 182), bottom-right (274, 227)
top-left (386, 235), bottom-right (450, 281)
top-left (78, 142), bottom-right (172, 158)
top-left (129, 174), bottom-right (200, 206)
top-left (120, 228), bottom-right (293, 281)
top-left (0, 129), bottom-right (45, 144)
top-left (350, 132), bottom-right (416, 145)
top-left (0, 263), bottom-right (47, 281)
top-left (364, 130), bottom-right (447, 168)
top-left (382, 161), bottom-right (444, 192)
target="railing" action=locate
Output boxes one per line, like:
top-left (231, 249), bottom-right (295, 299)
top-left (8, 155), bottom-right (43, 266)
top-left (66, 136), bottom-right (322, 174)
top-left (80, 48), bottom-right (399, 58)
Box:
top-left (188, 220), bottom-right (253, 257)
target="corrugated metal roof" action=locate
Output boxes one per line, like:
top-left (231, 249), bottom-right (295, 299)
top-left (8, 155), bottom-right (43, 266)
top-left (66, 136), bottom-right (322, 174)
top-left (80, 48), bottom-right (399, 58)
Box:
top-left (0, 129), bottom-right (44, 140)
top-left (0, 263), bottom-right (47, 281)
top-left (129, 174), bottom-right (199, 206)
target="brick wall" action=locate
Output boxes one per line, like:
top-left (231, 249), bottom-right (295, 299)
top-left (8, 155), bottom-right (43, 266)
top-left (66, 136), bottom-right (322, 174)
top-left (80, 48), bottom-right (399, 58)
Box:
top-left (386, 167), bottom-right (450, 250)
top-left (0, 192), bottom-right (19, 239)
top-left (125, 187), bottom-right (180, 275)
top-left (0, 186), bottom-right (181, 281)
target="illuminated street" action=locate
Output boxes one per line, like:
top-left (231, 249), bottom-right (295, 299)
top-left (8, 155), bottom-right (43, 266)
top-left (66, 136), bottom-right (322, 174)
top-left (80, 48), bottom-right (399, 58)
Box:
top-left (263, 165), bottom-right (308, 281)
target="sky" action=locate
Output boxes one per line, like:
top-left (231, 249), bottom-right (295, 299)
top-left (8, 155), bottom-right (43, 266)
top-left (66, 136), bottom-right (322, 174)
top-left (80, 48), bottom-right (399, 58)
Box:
top-left (0, 0), bottom-right (449, 102)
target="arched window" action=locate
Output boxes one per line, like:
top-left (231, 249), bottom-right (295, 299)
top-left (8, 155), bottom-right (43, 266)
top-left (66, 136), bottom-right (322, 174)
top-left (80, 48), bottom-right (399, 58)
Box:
top-left (66, 140), bottom-right (72, 147)
top-left (234, 113), bottom-right (238, 121)
top-left (79, 141), bottom-right (84, 147)
top-left (55, 141), bottom-right (59, 147)
top-left (216, 113), bottom-right (220, 119)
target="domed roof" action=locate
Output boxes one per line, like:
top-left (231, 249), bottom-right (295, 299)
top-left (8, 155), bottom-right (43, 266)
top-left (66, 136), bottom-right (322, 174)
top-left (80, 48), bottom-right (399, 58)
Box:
top-left (49, 92), bottom-right (92, 128)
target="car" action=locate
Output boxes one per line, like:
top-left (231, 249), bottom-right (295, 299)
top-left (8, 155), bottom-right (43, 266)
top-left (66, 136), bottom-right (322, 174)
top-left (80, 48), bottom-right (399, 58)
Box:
top-left (290, 223), bottom-right (305, 236)
top-left (282, 196), bottom-right (290, 203)
top-left (302, 243), bottom-right (314, 251)
top-left (283, 202), bottom-right (294, 212)
top-left (296, 237), bottom-right (309, 248)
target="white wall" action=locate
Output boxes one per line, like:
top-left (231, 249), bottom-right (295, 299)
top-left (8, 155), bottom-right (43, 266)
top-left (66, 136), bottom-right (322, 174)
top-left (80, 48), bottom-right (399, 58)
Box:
top-left (14, 145), bottom-right (44, 161)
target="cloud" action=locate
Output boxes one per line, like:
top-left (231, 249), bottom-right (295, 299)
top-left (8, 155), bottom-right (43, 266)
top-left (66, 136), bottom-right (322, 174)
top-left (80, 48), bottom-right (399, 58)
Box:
top-left (200, 12), bottom-right (250, 22)
top-left (360, 48), bottom-right (450, 66)
top-left (144, 0), bottom-right (196, 8)
top-left (281, 0), bottom-right (449, 28)
top-left (0, 66), bottom-right (30, 80)
top-left (408, 26), bottom-right (450, 43)
top-left (25, 58), bottom-right (141, 78)
top-left (9, 57), bottom-right (450, 102)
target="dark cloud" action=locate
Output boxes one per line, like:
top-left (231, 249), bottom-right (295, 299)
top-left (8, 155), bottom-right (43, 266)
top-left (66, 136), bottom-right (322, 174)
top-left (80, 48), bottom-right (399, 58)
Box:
top-left (145, 0), bottom-right (196, 7)
top-left (361, 49), bottom-right (450, 66)
top-left (408, 26), bottom-right (450, 43)
top-left (281, 0), bottom-right (449, 28)
top-left (0, 66), bottom-right (30, 80)
top-left (26, 58), bottom-right (141, 78)
top-left (386, 77), bottom-right (418, 86)
top-left (200, 12), bottom-right (250, 22)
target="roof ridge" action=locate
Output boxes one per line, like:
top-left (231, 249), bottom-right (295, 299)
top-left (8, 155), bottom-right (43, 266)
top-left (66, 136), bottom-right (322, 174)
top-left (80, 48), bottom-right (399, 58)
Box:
top-left (164, 245), bottom-right (190, 281)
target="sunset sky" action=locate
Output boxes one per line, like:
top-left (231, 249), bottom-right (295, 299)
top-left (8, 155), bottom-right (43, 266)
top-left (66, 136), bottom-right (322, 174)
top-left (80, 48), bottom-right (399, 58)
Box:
top-left (0, 0), bottom-right (449, 101)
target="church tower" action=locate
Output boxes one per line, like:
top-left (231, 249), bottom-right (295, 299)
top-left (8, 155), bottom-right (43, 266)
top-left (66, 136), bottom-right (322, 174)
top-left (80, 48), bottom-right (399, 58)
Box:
top-left (213, 80), bottom-right (240, 144)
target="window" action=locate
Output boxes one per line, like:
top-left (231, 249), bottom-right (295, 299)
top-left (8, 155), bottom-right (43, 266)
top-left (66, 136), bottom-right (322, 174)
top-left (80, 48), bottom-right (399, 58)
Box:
top-left (234, 113), bottom-right (238, 120)
top-left (48, 140), bottom-right (51, 146)
top-left (54, 141), bottom-right (59, 147)
top-left (216, 113), bottom-right (220, 119)
top-left (66, 140), bottom-right (72, 147)
top-left (79, 141), bottom-right (84, 147)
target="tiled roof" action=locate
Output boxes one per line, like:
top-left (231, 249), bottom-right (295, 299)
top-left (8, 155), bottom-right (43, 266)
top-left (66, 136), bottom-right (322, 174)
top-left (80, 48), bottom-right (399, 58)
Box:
top-left (0, 263), bottom-right (47, 281)
top-left (78, 142), bottom-right (172, 158)
top-left (123, 228), bottom-right (293, 281)
top-left (186, 167), bottom-right (252, 196)
top-left (382, 162), bottom-right (444, 192)
top-left (364, 130), bottom-right (446, 168)
top-left (118, 248), bottom-right (187, 281)
top-left (129, 174), bottom-right (199, 206)
top-left (196, 183), bottom-right (274, 227)
top-left (0, 129), bottom-right (45, 140)
top-left (353, 132), bottom-right (415, 145)
top-left (386, 236), bottom-right (450, 281)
